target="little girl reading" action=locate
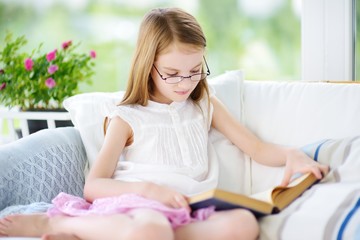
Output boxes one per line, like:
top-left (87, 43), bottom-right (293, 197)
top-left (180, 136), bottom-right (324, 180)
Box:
top-left (0, 7), bottom-right (328, 240)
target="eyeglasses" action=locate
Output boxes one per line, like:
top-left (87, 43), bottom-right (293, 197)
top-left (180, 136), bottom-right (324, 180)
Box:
top-left (153, 57), bottom-right (210, 84)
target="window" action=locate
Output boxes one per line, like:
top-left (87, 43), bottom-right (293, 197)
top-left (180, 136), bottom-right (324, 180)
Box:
top-left (302, 0), bottom-right (356, 81)
top-left (0, 0), bottom-right (304, 93)
top-left (198, 0), bottom-right (301, 81)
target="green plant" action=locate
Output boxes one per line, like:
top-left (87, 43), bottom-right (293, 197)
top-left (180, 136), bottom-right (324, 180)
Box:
top-left (0, 32), bottom-right (96, 109)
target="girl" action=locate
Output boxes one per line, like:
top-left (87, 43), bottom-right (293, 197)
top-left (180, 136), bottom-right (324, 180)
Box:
top-left (0, 7), bottom-right (328, 240)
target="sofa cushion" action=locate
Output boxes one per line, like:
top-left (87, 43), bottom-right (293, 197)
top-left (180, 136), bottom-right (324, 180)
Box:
top-left (63, 91), bottom-right (124, 170)
top-left (0, 127), bottom-right (87, 210)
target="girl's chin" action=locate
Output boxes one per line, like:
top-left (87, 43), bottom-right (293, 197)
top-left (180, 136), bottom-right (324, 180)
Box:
top-left (173, 95), bottom-right (190, 102)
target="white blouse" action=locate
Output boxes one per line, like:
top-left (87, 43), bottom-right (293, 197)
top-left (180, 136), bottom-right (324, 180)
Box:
top-left (108, 93), bottom-right (219, 196)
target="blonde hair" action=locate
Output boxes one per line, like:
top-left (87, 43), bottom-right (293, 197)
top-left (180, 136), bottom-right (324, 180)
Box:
top-left (120, 7), bottom-right (210, 106)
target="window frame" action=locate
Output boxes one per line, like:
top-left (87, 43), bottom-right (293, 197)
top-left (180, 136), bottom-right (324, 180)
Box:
top-left (302, 0), bottom-right (355, 81)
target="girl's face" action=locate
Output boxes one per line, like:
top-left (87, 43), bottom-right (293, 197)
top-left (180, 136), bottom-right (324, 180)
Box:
top-left (151, 44), bottom-right (204, 104)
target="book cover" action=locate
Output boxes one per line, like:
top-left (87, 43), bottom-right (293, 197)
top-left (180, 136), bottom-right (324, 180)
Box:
top-left (189, 172), bottom-right (319, 217)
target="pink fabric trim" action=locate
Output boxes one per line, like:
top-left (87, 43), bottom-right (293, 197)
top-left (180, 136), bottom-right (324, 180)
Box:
top-left (47, 192), bottom-right (215, 228)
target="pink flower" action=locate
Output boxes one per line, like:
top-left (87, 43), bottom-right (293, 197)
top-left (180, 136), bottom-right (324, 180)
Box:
top-left (48, 65), bottom-right (59, 74)
top-left (45, 77), bottom-right (56, 88)
top-left (0, 82), bottom-right (6, 90)
top-left (62, 40), bottom-right (72, 50)
top-left (90, 50), bottom-right (96, 59)
top-left (46, 49), bottom-right (57, 62)
top-left (24, 58), bottom-right (34, 71)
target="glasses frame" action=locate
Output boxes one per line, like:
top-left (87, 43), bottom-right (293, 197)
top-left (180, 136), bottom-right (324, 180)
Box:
top-left (153, 57), bottom-right (211, 84)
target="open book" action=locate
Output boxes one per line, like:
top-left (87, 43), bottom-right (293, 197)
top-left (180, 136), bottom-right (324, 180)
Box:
top-left (189, 173), bottom-right (320, 217)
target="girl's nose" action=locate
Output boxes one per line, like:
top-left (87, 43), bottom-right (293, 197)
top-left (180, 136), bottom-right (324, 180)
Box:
top-left (177, 77), bottom-right (193, 89)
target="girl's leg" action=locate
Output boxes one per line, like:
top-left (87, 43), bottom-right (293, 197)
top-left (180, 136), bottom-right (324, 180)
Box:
top-left (127, 208), bottom-right (174, 240)
top-left (0, 213), bottom-right (132, 239)
top-left (0, 209), bottom-right (174, 240)
top-left (175, 209), bottom-right (259, 240)
top-left (42, 233), bottom-right (81, 240)
top-left (0, 213), bottom-right (49, 237)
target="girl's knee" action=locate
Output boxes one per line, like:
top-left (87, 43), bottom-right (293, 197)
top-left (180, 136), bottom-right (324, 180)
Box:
top-left (125, 219), bottom-right (174, 240)
top-left (219, 209), bottom-right (259, 240)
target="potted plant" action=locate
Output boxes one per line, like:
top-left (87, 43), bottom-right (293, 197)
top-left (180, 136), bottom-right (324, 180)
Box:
top-left (0, 32), bottom-right (96, 134)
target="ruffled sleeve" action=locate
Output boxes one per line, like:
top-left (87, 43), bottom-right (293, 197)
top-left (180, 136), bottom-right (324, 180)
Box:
top-left (106, 105), bottom-right (139, 139)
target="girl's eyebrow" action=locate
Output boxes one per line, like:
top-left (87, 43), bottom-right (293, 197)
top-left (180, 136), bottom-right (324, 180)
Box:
top-left (162, 62), bottom-right (202, 71)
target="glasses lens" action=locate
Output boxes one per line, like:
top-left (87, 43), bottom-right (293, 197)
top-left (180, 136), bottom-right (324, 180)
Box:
top-left (190, 73), bottom-right (207, 81)
top-left (164, 73), bottom-right (208, 84)
top-left (165, 76), bottom-right (182, 84)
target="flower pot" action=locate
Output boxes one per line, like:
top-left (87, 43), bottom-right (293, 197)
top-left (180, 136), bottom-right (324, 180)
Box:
top-left (16, 108), bottom-right (73, 138)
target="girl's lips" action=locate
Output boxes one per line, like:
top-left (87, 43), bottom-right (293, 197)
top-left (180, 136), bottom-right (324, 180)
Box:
top-left (175, 90), bottom-right (190, 95)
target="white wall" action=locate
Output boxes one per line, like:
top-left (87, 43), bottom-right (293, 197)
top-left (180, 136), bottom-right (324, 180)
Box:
top-left (302, 0), bottom-right (354, 81)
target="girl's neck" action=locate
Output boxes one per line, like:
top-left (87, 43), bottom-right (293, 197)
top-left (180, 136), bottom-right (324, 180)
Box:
top-left (149, 94), bottom-right (172, 105)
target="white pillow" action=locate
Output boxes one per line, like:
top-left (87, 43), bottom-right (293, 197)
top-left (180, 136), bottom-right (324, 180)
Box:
top-left (63, 91), bottom-right (124, 168)
top-left (208, 70), bottom-right (249, 194)
top-left (208, 70), bottom-right (244, 122)
top-left (64, 70), bottom-right (245, 176)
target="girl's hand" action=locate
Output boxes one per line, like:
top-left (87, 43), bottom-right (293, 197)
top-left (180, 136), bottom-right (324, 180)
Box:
top-left (145, 183), bottom-right (190, 212)
top-left (280, 148), bottom-right (330, 187)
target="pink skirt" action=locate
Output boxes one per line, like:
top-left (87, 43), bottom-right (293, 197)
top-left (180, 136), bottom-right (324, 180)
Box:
top-left (47, 192), bottom-right (215, 229)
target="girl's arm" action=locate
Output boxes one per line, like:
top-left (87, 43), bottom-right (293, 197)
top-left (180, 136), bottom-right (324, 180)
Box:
top-left (83, 116), bottom-right (189, 210)
top-left (210, 96), bottom-right (329, 186)
top-left (83, 116), bottom-right (145, 201)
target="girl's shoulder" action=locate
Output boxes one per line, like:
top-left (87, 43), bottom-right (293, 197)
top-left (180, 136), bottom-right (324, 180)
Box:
top-left (107, 104), bottom-right (140, 121)
top-left (108, 103), bottom-right (164, 124)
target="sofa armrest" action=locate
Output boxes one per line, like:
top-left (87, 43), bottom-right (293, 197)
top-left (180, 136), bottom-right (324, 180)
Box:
top-left (0, 127), bottom-right (87, 210)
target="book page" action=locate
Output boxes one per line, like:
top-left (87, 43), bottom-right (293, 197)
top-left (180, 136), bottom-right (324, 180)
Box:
top-left (249, 173), bottom-right (311, 204)
top-left (287, 173), bottom-right (309, 187)
top-left (250, 189), bottom-right (274, 203)
top-left (272, 172), bottom-right (317, 210)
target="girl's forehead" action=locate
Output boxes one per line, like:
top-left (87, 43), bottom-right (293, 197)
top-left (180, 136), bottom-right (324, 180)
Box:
top-left (156, 44), bottom-right (204, 69)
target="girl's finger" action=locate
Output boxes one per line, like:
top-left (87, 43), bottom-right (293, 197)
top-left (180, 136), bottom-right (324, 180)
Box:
top-left (280, 169), bottom-right (293, 187)
top-left (311, 166), bottom-right (323, 179)
top-left (319, 164), bottom-right (330, 176)
top-left (174, 195), bottom-right (190, 211)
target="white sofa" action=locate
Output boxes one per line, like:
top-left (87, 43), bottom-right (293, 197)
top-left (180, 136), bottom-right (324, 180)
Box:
top-left (1, 70), bottom-right (360, 239)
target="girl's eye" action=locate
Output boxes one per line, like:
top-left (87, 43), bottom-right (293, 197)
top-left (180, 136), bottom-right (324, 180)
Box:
top-left (191, 69), bottom-right (201, 74)
top-left (166, 73), bottom-right (178, 77)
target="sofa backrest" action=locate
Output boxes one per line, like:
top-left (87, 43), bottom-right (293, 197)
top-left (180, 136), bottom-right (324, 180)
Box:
top-left (243, 81), bottom-right (360, 146)
top-left (241, 81), bottom-right (360, 193)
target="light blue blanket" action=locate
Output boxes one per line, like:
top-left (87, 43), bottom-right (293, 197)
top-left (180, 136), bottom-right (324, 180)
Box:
top-left (260, 135), bottom-right (360, 240)
top-left (0, 202), bottom-right (51, 218)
